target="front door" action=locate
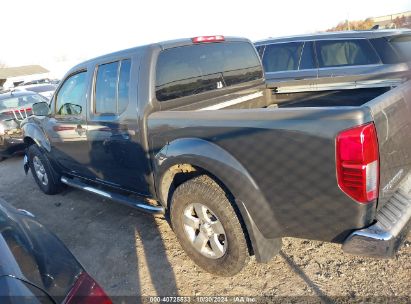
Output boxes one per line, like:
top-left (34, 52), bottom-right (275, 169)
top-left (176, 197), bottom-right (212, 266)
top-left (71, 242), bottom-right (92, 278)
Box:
top-left (48, 70), bottom-right (93, 177)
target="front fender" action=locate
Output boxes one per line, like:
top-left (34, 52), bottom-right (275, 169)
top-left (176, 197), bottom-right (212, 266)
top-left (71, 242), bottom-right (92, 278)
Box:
top-left (154, 138), bottom-right (282, 262)
top-left (22, 121), bottom-right (51, 152)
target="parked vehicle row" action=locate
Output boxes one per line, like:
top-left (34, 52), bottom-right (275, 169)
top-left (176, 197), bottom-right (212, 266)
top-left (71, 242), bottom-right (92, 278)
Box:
top-left (21, 33), bottom-right (411, 277)
top-left (0, 91), bottom-right (49, 160)
top-left (0, 81), bottom-right (57, 160)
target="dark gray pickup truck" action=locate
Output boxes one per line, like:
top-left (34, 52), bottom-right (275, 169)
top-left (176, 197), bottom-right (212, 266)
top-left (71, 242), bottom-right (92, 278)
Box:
top-left (22, 35), bottom-right (411, 276)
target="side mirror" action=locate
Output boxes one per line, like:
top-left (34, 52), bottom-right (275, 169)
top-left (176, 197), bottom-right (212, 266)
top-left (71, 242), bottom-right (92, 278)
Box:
top-left (32, 102), bottom-right (50, 116)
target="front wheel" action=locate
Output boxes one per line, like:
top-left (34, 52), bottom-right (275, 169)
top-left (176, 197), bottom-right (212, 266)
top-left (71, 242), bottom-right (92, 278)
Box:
top-left (28, 145), bottom-right (63, 195)
top-left (171, 175), bottom-right (250, 276)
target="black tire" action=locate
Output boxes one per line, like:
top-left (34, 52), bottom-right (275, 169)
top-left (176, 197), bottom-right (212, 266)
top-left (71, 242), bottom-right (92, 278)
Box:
top-left (28, 145), bottom-right (63, 195)
top-left (170, 175), bottom-right (250, 276)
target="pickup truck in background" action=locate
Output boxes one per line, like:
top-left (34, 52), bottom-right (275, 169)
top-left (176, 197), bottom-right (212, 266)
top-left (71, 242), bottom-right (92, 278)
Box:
top-left (0, 91), bottom-right (48, 160)
top-left (22, 35), bottom-right (411, 276)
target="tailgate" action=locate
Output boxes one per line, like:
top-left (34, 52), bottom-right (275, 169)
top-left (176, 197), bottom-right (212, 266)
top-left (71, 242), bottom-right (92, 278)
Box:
top-left (365, 80), bottom-right (411, 210)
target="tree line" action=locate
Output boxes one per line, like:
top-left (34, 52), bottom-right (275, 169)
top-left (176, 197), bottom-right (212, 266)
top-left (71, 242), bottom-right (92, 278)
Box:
top-left (327, 15), bottom-right (411, 31)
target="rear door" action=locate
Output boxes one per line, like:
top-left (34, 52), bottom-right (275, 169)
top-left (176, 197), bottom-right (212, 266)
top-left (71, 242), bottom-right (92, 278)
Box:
top-left (258, 41), bottom-right (318, 89)
top-left (86, 58), bottom-right (151, 195)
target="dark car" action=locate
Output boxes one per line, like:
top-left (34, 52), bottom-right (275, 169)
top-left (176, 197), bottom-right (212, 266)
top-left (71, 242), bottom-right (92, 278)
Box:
top-left (254, 29), bottom-right (411, 93)
top-left (0, 91), bottom-right (48, 160)
top-left (0, 198), bottom-right (112, 303)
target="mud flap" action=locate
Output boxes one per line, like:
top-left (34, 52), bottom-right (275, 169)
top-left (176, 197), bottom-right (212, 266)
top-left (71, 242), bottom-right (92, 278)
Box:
top-left (23, 154), bottom-right (30, 175)
top-left (238, 201), bottom-right (282, 263)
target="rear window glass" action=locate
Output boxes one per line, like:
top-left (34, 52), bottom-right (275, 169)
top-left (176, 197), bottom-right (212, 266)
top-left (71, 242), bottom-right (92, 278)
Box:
top-left (390, 35), bottom-right (411, 61)
top-left (155, 42), bottom-right (262, 102)
top-left (261, 42), bottom-right (303, 72)
top-left (316, 39), bottom-right (381, 68)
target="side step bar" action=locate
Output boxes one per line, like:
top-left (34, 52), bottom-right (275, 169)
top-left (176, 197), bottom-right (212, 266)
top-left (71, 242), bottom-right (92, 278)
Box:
top-left (60, 177), bottom-right (165, 215)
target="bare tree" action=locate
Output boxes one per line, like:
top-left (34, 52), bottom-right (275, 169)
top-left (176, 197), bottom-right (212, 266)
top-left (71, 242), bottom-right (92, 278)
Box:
top-left (327, 18), bottom-right (374, 32)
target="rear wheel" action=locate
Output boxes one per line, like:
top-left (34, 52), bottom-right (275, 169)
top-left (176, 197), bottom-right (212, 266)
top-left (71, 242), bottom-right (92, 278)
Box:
top-left (171, 175), bottom-right (250, 276)
top-left (28, 145), bottom-right (63, 195)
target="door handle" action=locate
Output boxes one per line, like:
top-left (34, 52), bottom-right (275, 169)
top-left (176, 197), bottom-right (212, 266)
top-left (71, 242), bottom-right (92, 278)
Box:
top-left (75, 125), bottom-right (87, 135)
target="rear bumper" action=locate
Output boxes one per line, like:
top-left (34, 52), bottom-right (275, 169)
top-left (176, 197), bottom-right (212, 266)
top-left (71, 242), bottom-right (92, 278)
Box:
top-left (343, 183), bottom-right (411, 258)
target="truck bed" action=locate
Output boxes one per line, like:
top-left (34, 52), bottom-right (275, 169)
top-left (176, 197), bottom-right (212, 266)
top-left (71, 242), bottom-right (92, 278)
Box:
top-left (148, 81), bottom-right (411, 242)
top-left (273, 87), bottom-right (390, 108)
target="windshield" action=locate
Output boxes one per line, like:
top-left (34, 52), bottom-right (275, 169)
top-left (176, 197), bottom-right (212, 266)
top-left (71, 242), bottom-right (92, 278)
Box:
top-left (0, 94), bottom-right (47, 112)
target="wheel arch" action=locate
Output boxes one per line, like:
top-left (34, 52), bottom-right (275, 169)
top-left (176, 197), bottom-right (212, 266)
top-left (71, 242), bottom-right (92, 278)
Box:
top-left (154, 138), bottom-right (282, 262)
top-left (22, 122), bottom-right (51, 152)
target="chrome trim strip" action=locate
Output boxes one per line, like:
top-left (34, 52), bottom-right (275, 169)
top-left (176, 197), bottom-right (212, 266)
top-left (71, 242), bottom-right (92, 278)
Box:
top-left (197, 91), bottom-right (263, 111)
top-left (276, 78), bottom-right (403, 93)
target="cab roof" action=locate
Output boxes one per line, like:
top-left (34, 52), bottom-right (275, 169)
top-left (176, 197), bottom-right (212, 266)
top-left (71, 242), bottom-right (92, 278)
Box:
top-left (68, 36), bottom-right (251, 74)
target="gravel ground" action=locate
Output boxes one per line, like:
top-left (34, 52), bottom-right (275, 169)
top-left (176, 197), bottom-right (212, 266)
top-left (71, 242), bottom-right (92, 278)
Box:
top-left (0, 156), bottom-right (410, 303)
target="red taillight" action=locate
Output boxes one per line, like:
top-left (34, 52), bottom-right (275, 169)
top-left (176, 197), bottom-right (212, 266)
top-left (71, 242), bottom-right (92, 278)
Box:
top-left (64, 272), bottom-right (112, 304)
top-left (192, 35), bottom-right (225, 43)
top-left (336, 123), bottom-right (379, 203)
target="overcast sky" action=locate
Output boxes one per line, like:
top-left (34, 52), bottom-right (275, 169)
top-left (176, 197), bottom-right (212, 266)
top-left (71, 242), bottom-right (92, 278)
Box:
top-left (2, 0), bottom-right (410, 77)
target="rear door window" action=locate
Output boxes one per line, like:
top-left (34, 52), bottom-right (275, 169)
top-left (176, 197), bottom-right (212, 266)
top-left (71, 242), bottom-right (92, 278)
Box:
top-left (94, 59), bottom-right (131, 115)
top-left (261, 42), bottom-right (304, 72)
top-left (316, 39), bottom-right (381, 68)
top-left (95, 62), bottom-right (118, 114)
top-left (155, 42), bottom-right (262, 102)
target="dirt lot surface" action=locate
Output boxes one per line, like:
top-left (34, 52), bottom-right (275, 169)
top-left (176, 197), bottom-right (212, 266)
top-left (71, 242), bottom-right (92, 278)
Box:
top-left (0, 156), bottom-right (410, 303)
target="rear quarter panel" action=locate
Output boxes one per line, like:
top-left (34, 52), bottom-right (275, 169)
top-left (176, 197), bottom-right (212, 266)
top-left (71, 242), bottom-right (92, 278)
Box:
top-left (148, 107), bottom-right (377, 242)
